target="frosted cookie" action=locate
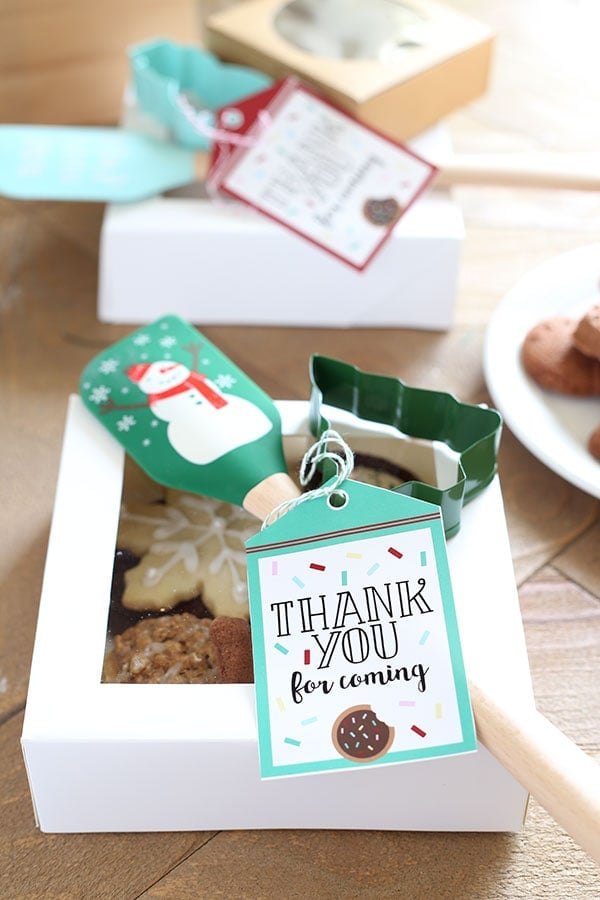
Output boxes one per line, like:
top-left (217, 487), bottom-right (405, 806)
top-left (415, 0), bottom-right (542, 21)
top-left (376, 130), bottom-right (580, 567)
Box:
top-left (116, 491), bottom-right (259, 618)
top-left (363, 197), bottom-right (402, 227)
top-left (210, 616), bottom-right (254, 683)
top-left (573, 304), bottom-right (600, 360)
top-left (331, 704), bottom-right (394, 762)
top-left (108, 549), bottom-right (216, 637)
top-left (102, 613), bottom-right (218, 684)
top-left (588, 424), bottom-right (600, 461)
top-left (521, 317), bottom-right (600, 395)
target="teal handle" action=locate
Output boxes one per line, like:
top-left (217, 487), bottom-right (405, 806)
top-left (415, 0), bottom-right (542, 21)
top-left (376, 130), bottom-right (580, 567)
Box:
top-left (309, 355), bottom-right (502, 538)
top-left (129, 38), bottom-right (272, 151)
top-left (0, 125), bottom-right (195, 203)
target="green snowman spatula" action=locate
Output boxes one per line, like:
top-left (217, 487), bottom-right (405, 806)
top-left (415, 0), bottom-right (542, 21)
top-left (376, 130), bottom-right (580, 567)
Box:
top-left (79, 314), bottom-right (299, 517)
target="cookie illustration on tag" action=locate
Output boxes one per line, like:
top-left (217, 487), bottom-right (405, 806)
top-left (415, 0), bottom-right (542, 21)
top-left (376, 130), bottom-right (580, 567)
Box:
top-left (363, 197), bottom-right (403, 227)
top-left (331, 704), bottom-right (395, 762)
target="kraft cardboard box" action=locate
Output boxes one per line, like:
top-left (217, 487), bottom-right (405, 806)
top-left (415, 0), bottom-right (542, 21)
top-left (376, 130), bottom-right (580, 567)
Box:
top-left (204, 0), bottom-right (494, 143)
top-left (21, 397), bottom-right (531, 833)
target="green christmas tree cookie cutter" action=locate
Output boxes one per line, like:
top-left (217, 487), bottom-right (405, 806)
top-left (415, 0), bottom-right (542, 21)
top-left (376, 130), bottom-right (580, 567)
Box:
top-left (309, 355), bottom-right (502, 539)
top-left (129, 38), bottom-right (272, 151)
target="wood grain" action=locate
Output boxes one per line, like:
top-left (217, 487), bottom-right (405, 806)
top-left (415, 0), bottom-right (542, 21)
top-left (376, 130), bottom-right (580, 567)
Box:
top-left (1, 0), bottom-right (599, 896)
top-left (0, 0), bottom-right (197, 124)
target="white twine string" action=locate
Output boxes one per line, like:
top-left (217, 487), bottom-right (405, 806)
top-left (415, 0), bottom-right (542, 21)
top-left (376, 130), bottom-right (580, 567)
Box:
top-left (176, 93), bottom-right (271, 148)
top-left (175, 93), bottom-right (272, 205)
top-left (262, 429), bottom-right (354, 529)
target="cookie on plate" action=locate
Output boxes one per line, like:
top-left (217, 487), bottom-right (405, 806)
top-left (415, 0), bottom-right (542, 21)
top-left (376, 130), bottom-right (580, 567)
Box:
top-left (573, 304), bottom-right (600, 360)
top-left (521, 316), bottom-right (600, 395)
top-left (588, 424), bottom-right (600, 461)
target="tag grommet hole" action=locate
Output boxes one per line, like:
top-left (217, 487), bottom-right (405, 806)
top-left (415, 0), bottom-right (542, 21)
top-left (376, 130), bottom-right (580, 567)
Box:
top-left (327, 490), bottom-right (349, 509)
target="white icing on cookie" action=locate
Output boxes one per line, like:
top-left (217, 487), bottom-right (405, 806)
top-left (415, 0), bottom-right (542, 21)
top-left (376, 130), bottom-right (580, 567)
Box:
top-left (117, 492), bottom-right (258, 616)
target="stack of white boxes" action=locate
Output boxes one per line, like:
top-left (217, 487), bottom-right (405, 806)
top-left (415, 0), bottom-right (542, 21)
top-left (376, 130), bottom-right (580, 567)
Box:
top-left (97, 93), bottom-right (464, 329)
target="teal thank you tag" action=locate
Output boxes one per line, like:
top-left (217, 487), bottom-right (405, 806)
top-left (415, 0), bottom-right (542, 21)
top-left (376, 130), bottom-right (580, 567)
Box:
top-left (246, 434), bottom-right (476, 779)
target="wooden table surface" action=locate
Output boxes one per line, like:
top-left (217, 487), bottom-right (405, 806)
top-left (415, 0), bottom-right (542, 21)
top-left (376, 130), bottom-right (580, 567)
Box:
top-left (1, 1), bottom-right (599, 896)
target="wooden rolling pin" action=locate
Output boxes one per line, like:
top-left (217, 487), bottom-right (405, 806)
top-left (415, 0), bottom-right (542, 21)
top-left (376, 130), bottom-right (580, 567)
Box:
top-left (197, 151), bottom-right (600, 192)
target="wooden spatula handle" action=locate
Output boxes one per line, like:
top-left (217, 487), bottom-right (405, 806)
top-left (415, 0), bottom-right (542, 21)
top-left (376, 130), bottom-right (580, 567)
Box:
top-left (437, 153), bottom-right (600, 191)
top-left (195, 151), bottom-right (600, 192)
top-left (243, 471), bottom-right (301, 520)
top-left (470, 679), bottom-right (600, 862)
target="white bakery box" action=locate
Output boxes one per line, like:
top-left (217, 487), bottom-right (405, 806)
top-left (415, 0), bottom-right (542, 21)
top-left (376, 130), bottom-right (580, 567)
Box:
top-left (21, 396), bottom-right (531, 833)
top-left (97, 92), bottom-right (464, 330)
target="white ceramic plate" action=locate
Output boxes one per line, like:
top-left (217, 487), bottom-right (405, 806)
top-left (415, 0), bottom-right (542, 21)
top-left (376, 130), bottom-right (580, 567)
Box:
top-left (483, 243), bottom-right (600, 498)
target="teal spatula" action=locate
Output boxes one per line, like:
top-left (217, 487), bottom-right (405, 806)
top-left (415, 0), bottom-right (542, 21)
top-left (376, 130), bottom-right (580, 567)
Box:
top-left (0, 125), bottom-right (203, 203)
top-left (79, 314), bottom-right (299, 517)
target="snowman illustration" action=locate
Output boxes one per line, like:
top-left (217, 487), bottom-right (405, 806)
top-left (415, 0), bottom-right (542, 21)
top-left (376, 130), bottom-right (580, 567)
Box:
top-left (102, 343), bottom-right (273, 465)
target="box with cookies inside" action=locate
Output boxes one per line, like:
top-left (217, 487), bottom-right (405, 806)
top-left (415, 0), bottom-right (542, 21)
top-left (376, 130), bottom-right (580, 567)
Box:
top-left (21, 321), bottom-right (535, 832)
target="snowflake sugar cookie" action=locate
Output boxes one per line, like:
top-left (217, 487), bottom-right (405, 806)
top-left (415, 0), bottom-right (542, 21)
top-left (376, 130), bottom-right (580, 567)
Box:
top-left (116, 490), bottom-right (259, 618)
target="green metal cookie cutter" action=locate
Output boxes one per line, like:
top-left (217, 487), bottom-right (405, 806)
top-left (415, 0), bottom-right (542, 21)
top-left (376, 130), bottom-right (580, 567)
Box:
top-left (129, 38), bottom-right (272, 151)
top-left (309, 355), bottom-right (503, 539)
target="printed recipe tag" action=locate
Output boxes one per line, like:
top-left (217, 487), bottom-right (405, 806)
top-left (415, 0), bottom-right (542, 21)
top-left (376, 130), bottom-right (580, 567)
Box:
top-left (246, 480), bottom-right (476, 779)
top-left (209, 79), bottom-right (437, 270)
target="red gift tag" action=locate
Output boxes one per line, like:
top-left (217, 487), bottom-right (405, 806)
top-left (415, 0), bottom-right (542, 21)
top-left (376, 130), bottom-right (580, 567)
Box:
top-left (207, 78), bottom-right (437, 271)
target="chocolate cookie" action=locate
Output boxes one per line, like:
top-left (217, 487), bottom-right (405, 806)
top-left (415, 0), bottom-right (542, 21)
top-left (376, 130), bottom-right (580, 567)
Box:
top-left (588, 424), bottom-right (600, 461)
top-left (363, 197), bottom-right (402, 227)
top-left (521, 316), bottom-right (600, 395)
top-left (573, 304), bottom-right (600, 360)
top-left (210, 616), bottom-right (254, 683)
top-left (331, 704), bottom-right (394, 762)
top-left (352, 451), bottom-right (416, 489)
top-left (300, 451), bottom-right (416, 493)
